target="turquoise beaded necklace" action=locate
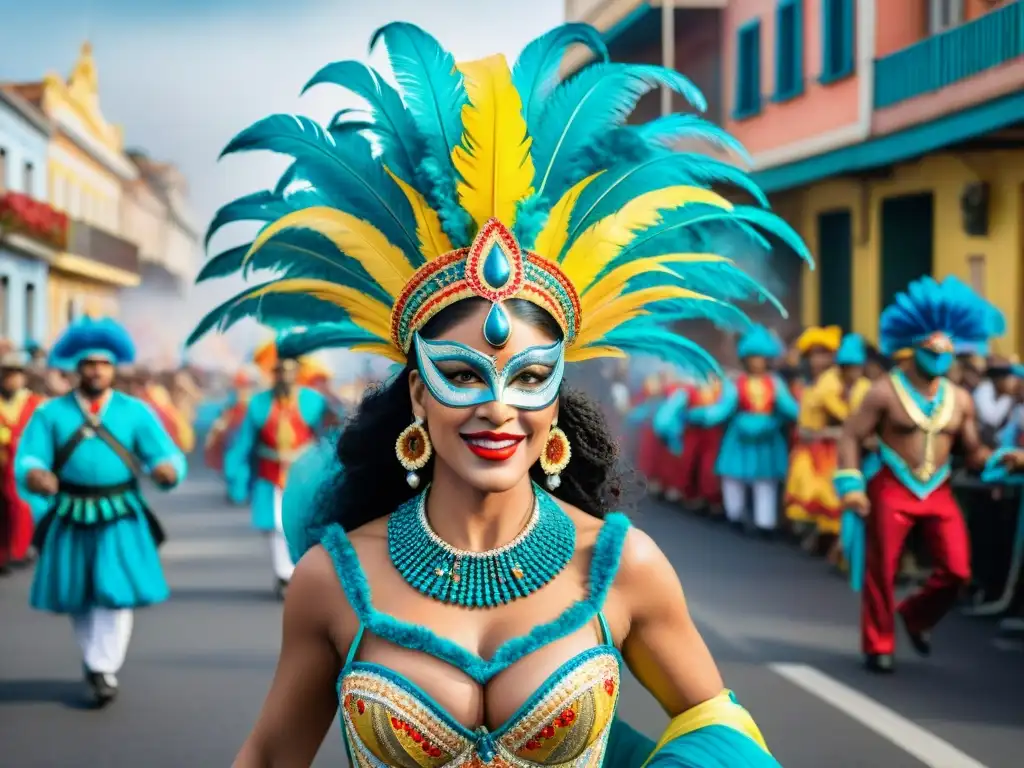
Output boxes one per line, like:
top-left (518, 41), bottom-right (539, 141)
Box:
top-left (387, 484), bottom-right (577, 608)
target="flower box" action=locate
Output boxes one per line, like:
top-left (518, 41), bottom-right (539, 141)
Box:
top-left (0, 191), bottom-right (69, 250)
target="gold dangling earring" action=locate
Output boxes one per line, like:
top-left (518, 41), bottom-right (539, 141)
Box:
top-left (540, 419), bottom-right (571, 491)
top-left (396, 416), bottom-right (433, 489)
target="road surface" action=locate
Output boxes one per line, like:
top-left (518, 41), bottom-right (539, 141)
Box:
top-left (1, 472), bottom-right (1022, 767)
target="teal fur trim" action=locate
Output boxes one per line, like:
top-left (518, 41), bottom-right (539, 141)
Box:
top-left (833, 470), bottom-right (865, 498)
top-left (321, 511), bottom-right (631, 684)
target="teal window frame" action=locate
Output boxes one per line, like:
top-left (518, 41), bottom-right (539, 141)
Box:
top-left (774, 0), bottom-right (805, 102)
top-left (733, 19), bottom-right (762, 120)
top-left (820, 0), bottom-right (855, 84)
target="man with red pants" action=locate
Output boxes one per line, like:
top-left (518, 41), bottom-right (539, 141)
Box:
top-left (680, 377), bottom-right (724, 515)
top-left (836, 276), bottom-right (1024, 673)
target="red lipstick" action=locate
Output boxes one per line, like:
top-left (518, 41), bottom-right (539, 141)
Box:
top-left (460, 431), bottom-right (526, 461)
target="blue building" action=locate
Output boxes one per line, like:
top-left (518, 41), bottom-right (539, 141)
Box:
top-left (0, 86), bottom-right (52, 349)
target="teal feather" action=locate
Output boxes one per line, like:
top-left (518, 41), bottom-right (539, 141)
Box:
top-left (632, 115), bottom-right (752, 163)
top-left (600, 325), bottom-right (722, 379)
top-left (531, 63), bottom-right (707, 200)
top-left (512, 23), bottom-right (609, 130)
top-left (369, 23), bottom-right (466, 170)
top-left (277, 321), bottom-right (382, 358)
top-left (220, 115), bottom-right (422, 261)
top-left (187, 282), bottom-right (350, 347)
top-left (196, 244), bottom-right (250, 283)
top-left (304, 60), bottom-right (423, 183)
top-left (620, 203), bottom-right (813, 268)
top-left (563, 152), bottom-right (769, 254)
top-left (622, 262), bottom-right (786, 319)
top-left (205, 190), bottom-right (288, 248)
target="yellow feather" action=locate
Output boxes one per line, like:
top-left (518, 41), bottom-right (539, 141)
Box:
top-left (247, 207), bottom-right (413, 299)
top-left (564, 345), bottom-right (627, 363)
top-left (385, 167), bottom-right (453, 260)
top-left (575, 285), bottom-right (714, 349)
top-left (560, 186), bottom-right (733, 295)
top-left (352, 342), bottom-right (406, 364)
top-left (242, 278), bottom-right (393, 341)
top-left (581, 253), bottom-right (732, 316)
top-left (533, 171), bottom-right (603, 259)
top-left (452, 55), bottom-right (535, 229)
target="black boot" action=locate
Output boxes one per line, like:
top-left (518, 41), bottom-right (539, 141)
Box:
top-left (864, 654), bottom-right (895, 674)
top-left (85, 668), bottom-right (119, 707)
top-left (900, 613), bottom-right (932, 657)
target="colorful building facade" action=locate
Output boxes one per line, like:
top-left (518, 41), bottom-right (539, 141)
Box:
top-left (7, 42), bottom-right (141, 341)
top-left (0, 87), bottom-right (54, 347)
top-left (568, 0), bottom-right (1024, 352)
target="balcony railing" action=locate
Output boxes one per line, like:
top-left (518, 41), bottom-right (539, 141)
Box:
top-left (67, 219), bottom-right (140, 275)
top-left (874, 0), bottom-right (1024, 109)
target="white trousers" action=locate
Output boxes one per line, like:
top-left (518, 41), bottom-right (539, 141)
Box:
top-left (72, 608), bottom-right (134, 674)
top-left (270, 489), bottom-right (295, 582)
top-left (721, 478), bottom-right (779, 531)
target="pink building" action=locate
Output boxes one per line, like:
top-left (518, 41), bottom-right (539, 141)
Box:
top-left (567, 0), bottom-right (1024, 352)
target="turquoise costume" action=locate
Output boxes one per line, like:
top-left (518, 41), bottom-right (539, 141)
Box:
top-left (19, 320), bottom-right (186, 614)
top-left (224, 386), bottom-right (328, 530)
top-left (704, 328), bottom-right (797, 482)
top-left (20, 391), bottom-right (186, 613)
top-left (189, 17), bottom-right (806, 766)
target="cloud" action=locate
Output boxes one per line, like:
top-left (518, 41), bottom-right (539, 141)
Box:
top-left (1, 0), bottom-right (564, 372)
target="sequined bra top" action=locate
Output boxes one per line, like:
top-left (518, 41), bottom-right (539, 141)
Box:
top-left (320, 513), bottom-right (632, 768)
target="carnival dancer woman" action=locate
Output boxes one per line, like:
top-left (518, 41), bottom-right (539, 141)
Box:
top-left (204, 365), bottom-right (263, 475)
top-left (17, 318), bottom-right (186, 705)
top-left (187, 22), bottom-right (809, 765)
top-left (784, 325), bottom-right (842, 549)
top-left (679, 376), bottom-right (724, 515)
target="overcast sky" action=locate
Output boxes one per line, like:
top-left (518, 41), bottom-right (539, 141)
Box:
top-left (0, 0), bottom-right (564, 370)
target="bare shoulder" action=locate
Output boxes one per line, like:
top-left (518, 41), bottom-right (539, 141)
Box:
top-left (953, 383), bottom-right (975, 409)
top-left (290, 544), bottom-right (360, 650)
top-left (614, 525), bottom-right (678, 592)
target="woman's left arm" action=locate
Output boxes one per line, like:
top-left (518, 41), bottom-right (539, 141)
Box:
top-left (616, 528), bottom-right (780, 766)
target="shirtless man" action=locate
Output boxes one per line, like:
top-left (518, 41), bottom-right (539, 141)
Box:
top-left (835, 277), bottom-right (1024, 673)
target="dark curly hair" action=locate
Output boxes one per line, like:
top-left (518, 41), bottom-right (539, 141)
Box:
top-left (322, 299), bottom-right (624, 531)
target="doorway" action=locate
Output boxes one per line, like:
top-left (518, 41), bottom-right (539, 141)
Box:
top-left (880, 193), bottom-right (934, 310)
top-left (817, 209), bottom-right (853, 331)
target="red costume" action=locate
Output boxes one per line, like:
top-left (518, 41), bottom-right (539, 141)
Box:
top-left (676, 381), bottom-right (723, 505)
top-left (862, 468), bottom-right (971, 655)
top-left (205, 397), bottom-right (251, 473)
top-left (633, 379), bottom-right (663, 486)
top-left (0, 389), bottom-right (45, 566)
top-left (255, 395), bottom-right (316, 488)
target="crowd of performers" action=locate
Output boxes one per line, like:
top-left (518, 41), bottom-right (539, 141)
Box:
top-left (629, 275), bottom-right (1024, 673)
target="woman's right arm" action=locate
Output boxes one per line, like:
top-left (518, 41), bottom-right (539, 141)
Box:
top-left (234, 550), bottom-right (345, 768)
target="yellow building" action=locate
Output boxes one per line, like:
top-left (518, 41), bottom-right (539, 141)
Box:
top-left (775, 149), bottom-right (1024, 353)
top-left (8, 42), bottom-right (141, 341)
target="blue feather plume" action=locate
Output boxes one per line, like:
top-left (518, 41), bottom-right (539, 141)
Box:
top-left (879, 276), bottom-right (997, 356)
top-left (530, 63), bottom-right (707, 202)
top-left (513, 23), bottom-right (609, 131)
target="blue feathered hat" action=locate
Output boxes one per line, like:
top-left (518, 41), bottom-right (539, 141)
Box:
top-left (736, 325), bottom-right (782, 360)
top-left (49, 317), bottom-right (136, 371)
top-left (836, 333), bottom-right (866, 366)
top-left (878, 276), bottom-right (995, 357)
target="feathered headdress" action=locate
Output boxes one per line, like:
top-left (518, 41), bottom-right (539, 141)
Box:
top-left (878, 276), bottom-right (995, 357)
top-left (187, 22), bottom-right (810, 378)
top-left (736, 325), bottom-right (782, 359)
top-left (50, 317), bottom-right (136, 370)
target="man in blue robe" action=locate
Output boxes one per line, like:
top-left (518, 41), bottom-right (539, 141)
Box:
top-left (16, 317), bottom-right (186, 706)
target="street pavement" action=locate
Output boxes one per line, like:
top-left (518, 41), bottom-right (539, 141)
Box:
top-left (2, 470), bottom-right (1023, 767)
